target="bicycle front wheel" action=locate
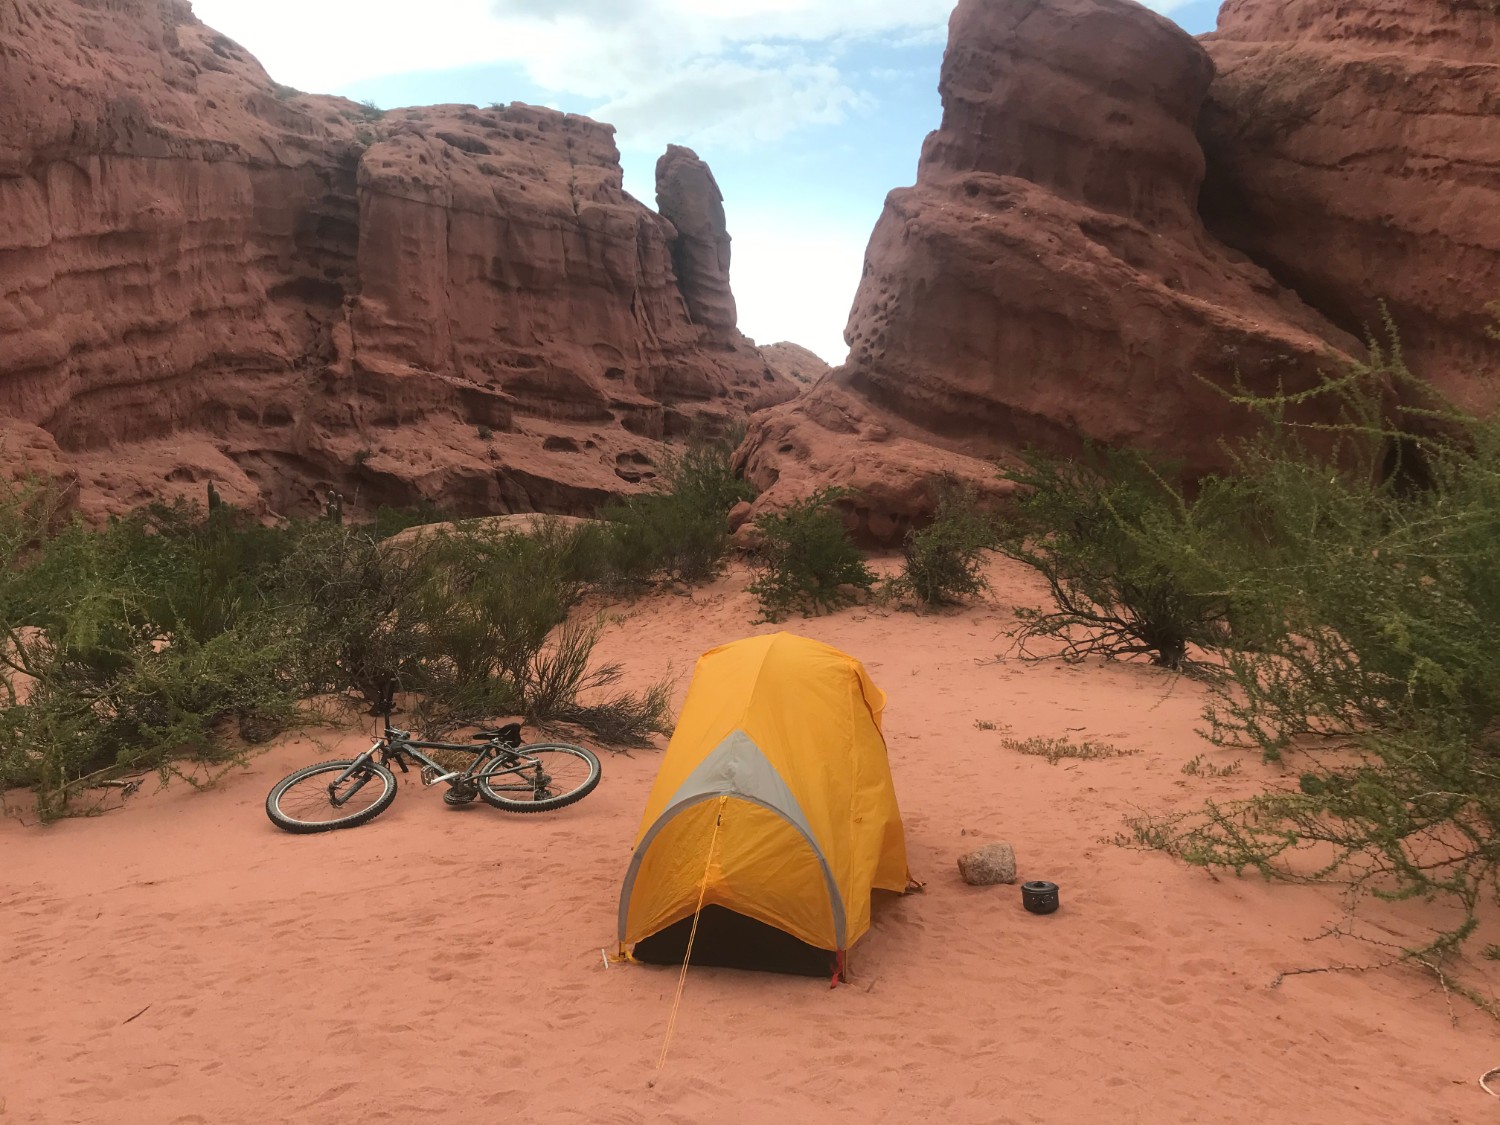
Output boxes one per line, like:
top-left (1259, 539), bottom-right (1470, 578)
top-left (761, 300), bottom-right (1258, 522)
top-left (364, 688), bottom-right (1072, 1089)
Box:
top-left (266, 759), bottom-right (398, 833)
top-left (477, 743), bottom-right (601, 813)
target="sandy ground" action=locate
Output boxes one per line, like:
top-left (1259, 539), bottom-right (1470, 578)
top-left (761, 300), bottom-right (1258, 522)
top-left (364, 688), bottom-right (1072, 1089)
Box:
top-left (3, 557), bottom-right (1499, 1124)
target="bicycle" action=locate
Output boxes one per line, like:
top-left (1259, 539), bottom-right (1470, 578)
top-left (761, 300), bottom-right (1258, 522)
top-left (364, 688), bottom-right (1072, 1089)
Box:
top-left (265, 686), bottom-right (602, 834)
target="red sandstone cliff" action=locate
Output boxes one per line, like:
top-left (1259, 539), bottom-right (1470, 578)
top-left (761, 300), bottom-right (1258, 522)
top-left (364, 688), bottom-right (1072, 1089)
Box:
top-left (739, 0), bottom-right (1500, 541)
top-left (1200, 0), bottom-right (1500, 410)
top-left (0, 0), bottom-right (792, 520)
top-left (738, 0), bottom-right (1361, 542)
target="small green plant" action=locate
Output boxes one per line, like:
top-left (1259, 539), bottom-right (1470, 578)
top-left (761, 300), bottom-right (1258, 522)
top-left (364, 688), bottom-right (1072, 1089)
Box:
top-left (359, 98), bottom-right (385, 119)
top-left (271, 83), bottom-right (299, 101)
top-left (352, 447), bottom-right (373, 468)
top-left (354, 127), bottom-right (375, 146)
top-left (1002, 735), bottom-right (1136, 765)
top-left (748, 487), bottom-right (875, 622)
top-left (477, 425), bottom-right (494, 442)
top-left (974, 719), bottom-right (998, 731)
top-left (888, 478), bottom-right (997, 607)
top-left (1180, 754), bottom-right (1242, 778)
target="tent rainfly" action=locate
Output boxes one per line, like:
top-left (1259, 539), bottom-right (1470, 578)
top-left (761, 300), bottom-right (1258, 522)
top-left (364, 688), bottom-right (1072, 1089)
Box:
top-left (617, 632), bottom-right (911, 979)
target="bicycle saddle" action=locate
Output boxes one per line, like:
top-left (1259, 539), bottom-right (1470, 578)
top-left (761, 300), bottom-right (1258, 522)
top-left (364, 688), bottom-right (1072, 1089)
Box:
top-left (471, 722), bottom-right (523, 745)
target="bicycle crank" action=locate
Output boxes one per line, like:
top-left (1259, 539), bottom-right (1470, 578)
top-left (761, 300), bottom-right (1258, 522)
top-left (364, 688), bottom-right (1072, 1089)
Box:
top-left (420, 765), bottom-right (460, 787)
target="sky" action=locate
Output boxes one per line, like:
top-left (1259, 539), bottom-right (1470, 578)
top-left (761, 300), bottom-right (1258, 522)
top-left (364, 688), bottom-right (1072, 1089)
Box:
top-left (192, 0), bottom-right (1221, 364)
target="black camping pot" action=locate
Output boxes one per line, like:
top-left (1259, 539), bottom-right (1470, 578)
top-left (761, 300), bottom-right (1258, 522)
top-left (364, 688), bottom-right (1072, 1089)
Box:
top-left (1021, 880), bottom-right (1060, 915)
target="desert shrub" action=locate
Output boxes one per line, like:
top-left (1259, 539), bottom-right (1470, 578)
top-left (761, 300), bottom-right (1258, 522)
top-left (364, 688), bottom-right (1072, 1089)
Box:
top-left (599, 430), bottom-right (754, 586)
top-left (1093, 320), bottom-right (1500, 961)
top-left (367, 502), bottom-right (451, 541)
top-left (0, 481), bottom-right (670, 815)
top-left (995, 445), bottom-right (1259, 671)
top-left (887, 478), bottom-right (997, 607)
top-left (518, 614), bottom-right (671, 745)
top-left (405, 519), bottom-right (592, 730)
top-left (748, 487), bottom-right (875, 622)
top-left (0, 513), bottom-right (303, 819)
top-left (277, 522), bottom-right (431, 708)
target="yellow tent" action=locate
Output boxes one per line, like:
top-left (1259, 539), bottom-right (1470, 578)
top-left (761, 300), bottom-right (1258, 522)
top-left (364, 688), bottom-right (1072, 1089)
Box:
top-left (617, 632), bottom-right (910, 974)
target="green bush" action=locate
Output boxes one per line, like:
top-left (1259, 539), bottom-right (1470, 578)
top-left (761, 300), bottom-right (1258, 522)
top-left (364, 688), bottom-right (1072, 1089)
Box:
top-left (0, 491), bottom-right (670, 817)
top-left (368, 503), bottom-right (452, 541)
top-left (406, 518), bottom-right (593, 731)
top-left (1158, 345), bottom-right (1500, 955)
top-left (888, 478), bottom-right (997, 607)
top-left (599, 430), bottom-right (754, 586)
top-left (995, 445), bottom-right (1253, 671)
top-left (748, 487), bottom-right (875, 622)
top-left (518, 613), bottom-right (671, 745)
top-left (278, 522), bottom-right (432, 709)
top-left (1018, 318), bottom-right (1500, 962)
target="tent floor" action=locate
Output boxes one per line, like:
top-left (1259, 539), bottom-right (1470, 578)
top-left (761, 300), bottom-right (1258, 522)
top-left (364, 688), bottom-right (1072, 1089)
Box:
top-left (631, 906), bottom-right (836, 978)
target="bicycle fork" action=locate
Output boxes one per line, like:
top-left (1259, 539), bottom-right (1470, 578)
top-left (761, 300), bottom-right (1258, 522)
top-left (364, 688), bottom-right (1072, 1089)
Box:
top-left (326, 748), bottom-right (381, 807)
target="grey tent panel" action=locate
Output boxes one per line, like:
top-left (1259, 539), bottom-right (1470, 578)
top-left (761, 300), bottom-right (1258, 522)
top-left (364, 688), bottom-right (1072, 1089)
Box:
top-left (617, 729), bottom-right (846, 949)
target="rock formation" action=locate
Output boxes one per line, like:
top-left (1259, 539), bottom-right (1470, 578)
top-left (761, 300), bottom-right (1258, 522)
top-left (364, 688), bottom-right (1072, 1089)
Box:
top-left (0, 0), bottom-right (793, 521)
top-left (655, 144), bottom-right (737, 332)
top-left (1200, 0), bottom-right (1500, 410)
top-left (759, 342), bottom-right (831, 387)
top-left (739, 0), bottom-right (1363, 543)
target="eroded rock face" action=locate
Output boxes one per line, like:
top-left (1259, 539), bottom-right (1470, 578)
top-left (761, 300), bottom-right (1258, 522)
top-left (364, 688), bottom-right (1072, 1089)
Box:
top-left (739, 0), bottom-right (1359, 543)
top-left (0, 0), bottom-right (792, 521)
top-left (1215, 0), bottom-right (1499, 61)
top-left (759, 342), bottom-right (831, 387)
top-left (1201, 0), bottom-right (1500, 409)
top-left (655, 144), bottom-right (737, 332)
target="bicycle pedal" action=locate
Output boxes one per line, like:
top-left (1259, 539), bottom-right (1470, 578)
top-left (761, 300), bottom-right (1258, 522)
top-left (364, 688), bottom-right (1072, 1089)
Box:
top-left (420, 765), bottom-right (457, 787)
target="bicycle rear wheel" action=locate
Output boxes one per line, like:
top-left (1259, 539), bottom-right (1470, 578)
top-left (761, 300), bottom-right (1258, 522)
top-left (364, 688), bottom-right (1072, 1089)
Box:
top-left (266, 759), bottom-right (398, 833)
top-left (477, 743), bottom-right (600, 813)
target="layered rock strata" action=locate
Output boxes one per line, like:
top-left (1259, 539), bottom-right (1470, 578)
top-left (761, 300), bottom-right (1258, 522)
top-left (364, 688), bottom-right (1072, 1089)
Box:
top-left (0, 0), bottom-right (792, 520)
top-left (1200, 0), bottom-right (1500, 409)
top-left (739, 0), bottom-right (1361, 543)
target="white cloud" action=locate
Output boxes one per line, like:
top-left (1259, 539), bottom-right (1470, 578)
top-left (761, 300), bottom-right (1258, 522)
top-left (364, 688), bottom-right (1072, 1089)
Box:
top-left (191, 0), bottom-right (958, 146)
top-left (597, 60), bottom-right (868, 151)
top-left (190, 1), bottom-right (506, 91)
top-left (729, 209), bottom-right (870, 364)
top-left (192, 0), bottom-right (1200, 147)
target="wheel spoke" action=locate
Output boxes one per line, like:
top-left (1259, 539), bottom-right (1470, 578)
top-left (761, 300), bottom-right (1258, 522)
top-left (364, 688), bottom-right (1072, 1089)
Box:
top-left (274, 765), bottom-right (389, 824)
top-left (478, 745), bottom-right (598, 808)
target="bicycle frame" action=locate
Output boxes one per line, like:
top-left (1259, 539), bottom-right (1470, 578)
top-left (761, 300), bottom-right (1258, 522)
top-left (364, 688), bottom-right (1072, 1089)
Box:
top-left (325, 729), bottom-right (546, 807)
top-left (321, 682), bottom-right (550, 807)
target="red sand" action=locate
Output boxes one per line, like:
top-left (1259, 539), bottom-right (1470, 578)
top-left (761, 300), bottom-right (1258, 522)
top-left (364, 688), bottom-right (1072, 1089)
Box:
top-left (3, 558), bottom-right (1498, 1123)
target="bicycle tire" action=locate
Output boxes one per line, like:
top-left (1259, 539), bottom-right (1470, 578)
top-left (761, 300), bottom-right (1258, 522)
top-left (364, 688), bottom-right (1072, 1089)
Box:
top-left (266, 759), bottom-right (398, 833)
top-left (477, 742), bottom-right (601, 813)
